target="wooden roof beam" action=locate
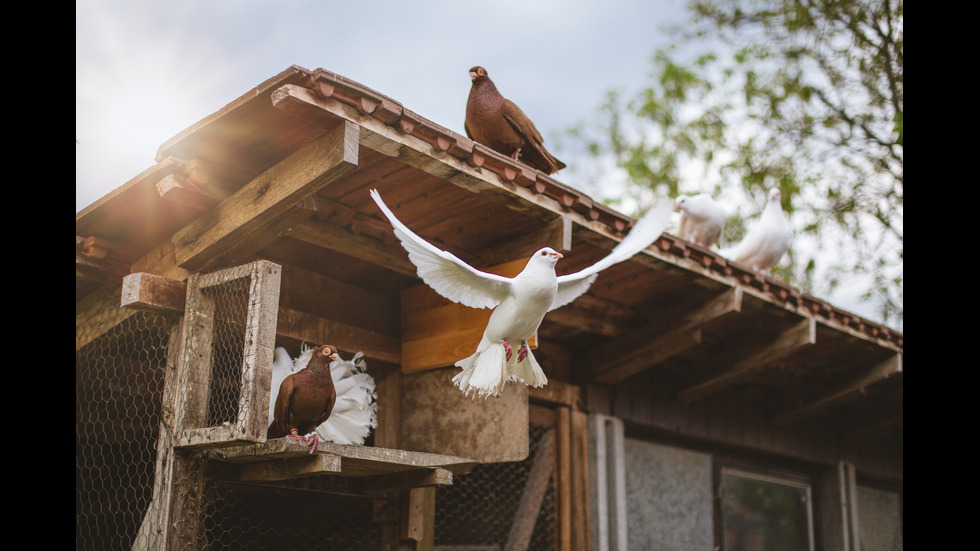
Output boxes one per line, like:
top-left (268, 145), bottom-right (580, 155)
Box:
top-left (677, 316), bottom-right (817, 403)
top-left (474, 215), bottom-right (572, 268)
top-left (155, 173), bottom-right (224, 211)
top-left (286, 216), bottom-right (417, 277)
top-left (772, 353), bottom-right (903, 426)
top-left (589, 287), bottom-right (743, 384)
top-left (169, 119), bottom-right (358, 272)
top-left (119, 271), bottom-right (401, 365)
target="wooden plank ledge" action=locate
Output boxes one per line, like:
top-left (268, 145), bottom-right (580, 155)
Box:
top-left (207, 438), bottom-right (478, 474)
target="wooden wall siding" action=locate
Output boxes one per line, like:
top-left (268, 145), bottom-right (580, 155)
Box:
top-left (607, 367), bottom-right (902, 481)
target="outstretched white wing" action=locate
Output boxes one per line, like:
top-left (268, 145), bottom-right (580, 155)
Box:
top-left (371, 189), bottom-right (512, 309)
top-left (551, 200), bottom-right (673, 310)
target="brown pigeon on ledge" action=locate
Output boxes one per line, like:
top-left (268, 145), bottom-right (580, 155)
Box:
top-left (268, 344), bottom-right (339, 453)
top-left (465, 66), bottom-right (566, 175)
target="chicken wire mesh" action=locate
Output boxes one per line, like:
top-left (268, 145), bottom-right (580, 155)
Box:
top-left (204, 277), bottom-right (250, 430)
top-left (76, 310), bottom-right (177, 550)
top-left (201, 481), bottom-right (382, 550)
top-left (435, 421), bottom-right (557, 550)
top-left (78, 273), bottom-right (558, 550)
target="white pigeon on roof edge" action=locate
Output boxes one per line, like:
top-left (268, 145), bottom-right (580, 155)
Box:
top-left (370, 188), bottom-right (673, 399)
top-left (718, 187), bottom-right (792, 274)
top-left (674, 193), bottom-right (726, 248)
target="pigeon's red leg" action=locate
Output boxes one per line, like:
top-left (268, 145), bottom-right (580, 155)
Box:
top-left (503, 340), bottom-right (513, 361)
top-left (518, 341), bottom-right (529, 362)
top-left (288, 429), bottom-right (308, 446)
top-left (306, 434), bottom-right (320, 454)
top-left (511, 148), bottom-right (522, 160)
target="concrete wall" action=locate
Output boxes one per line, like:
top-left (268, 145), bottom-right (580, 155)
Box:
top-left (623, 438), bottom-right (714, 551)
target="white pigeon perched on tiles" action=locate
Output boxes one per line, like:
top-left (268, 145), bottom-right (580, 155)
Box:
top-left (674, 193), bottom-right (726, 248)
top-left (719, 187), bottom-right (792, 274)
top-left (370, 188), bottom-right (673, 399)
top-left (268, 345), bottom-right (378, 445)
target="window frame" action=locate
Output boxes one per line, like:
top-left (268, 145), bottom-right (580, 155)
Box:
top-left (713, 458), bottom-right (817, 551)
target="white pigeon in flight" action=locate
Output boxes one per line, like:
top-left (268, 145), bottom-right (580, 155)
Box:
top-left (370, 189), bottom-right (673, 399)
top-left (719, 187), bottom-right (792, 274)
top-left (675, 193), bottom-right (726, 248)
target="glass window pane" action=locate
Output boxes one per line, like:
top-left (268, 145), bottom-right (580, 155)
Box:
top-left (722, 469), bottom-right (813, 551)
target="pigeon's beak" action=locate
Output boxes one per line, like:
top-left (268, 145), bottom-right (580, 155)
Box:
top-left (469, 71), bottom-right (478, 81)
top-left (552, 252), bottom-right (563, 260)
top-left (330, 353), bottom-right (339, 361)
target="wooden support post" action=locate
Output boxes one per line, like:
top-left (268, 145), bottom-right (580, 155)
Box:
top-left (816, 461), bottom-right (861, 551)
top-left (505, 429), bottom-right (555, 551)
top-left (569, 409), bottom-right (591, 551)
top-left (402, 487), bottom-right (436, 550)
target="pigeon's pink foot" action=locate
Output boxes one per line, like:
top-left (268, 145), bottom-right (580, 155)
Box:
top-left (288, 430), bottom-right (308, 446)
top-left (306, 434), bottom-right (320, 454)
top-left (510, 149), bottom-right (522, 160)
top-left (518, 341), bottom-right (529, 363)
top-left (503, 340), bottom-right (513, 361)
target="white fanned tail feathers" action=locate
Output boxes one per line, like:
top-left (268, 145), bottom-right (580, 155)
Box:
top-left (268, 345), bottom-right (378, 445)
top-left (452, 338), bottom-right (547, 399)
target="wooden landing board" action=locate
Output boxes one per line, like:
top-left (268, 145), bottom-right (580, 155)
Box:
top-left (208, 438), bottom-right (478, 476)
top-left (400, 257), bottom-right (536, 373)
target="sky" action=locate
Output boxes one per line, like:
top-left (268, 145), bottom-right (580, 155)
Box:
top-left (75, 0), bottom-right (896, 328)
top-left (76, 0), bottom-right (688, 212)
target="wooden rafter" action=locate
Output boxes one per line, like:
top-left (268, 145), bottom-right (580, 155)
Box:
top-left (677, 316), bottom-right (817, 403)
top-left (773, 353), bottom-right (903, 426)
top-left (590, 287), bottom-right (743, 384)
top-left (287, 216), bottom-right (416, 277)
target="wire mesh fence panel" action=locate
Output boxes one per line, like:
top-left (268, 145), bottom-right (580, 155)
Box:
top-left (175, 261), bottom-right (279, 449)
top-left (435, 422), bottom-right (557, 550)
top-left (201, 482), bottom-right (383, 550)
top-left (205, 277), bottom-right (250, 429)
top-left (76, 311), bottom-right (179, 551)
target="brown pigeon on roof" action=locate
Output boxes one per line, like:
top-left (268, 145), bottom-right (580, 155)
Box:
top-left (465, 66), bottom-right (567, 175)
top-left (268, 344), bottom-right (339, 453)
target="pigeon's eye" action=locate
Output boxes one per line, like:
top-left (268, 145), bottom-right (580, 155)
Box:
top-left (540, 251), bottom-right (546, 256)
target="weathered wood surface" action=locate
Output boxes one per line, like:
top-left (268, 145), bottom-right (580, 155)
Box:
top-left (121, 272), bottom-right (187, 314)
top-left (118, 270), bottom-right (401, 365)
top-left (505, 429), bottom-right (555, 551)
top-left (276, 306), bottom-right (401, 365)
top-left (171, 260), bottom-right (281, 449)
top-left (170, 119), bottom-right (358, 272)
top-left (209, 438), bottom-right (477, 474)
top-left (400, 257), bottom-right (536, 373)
